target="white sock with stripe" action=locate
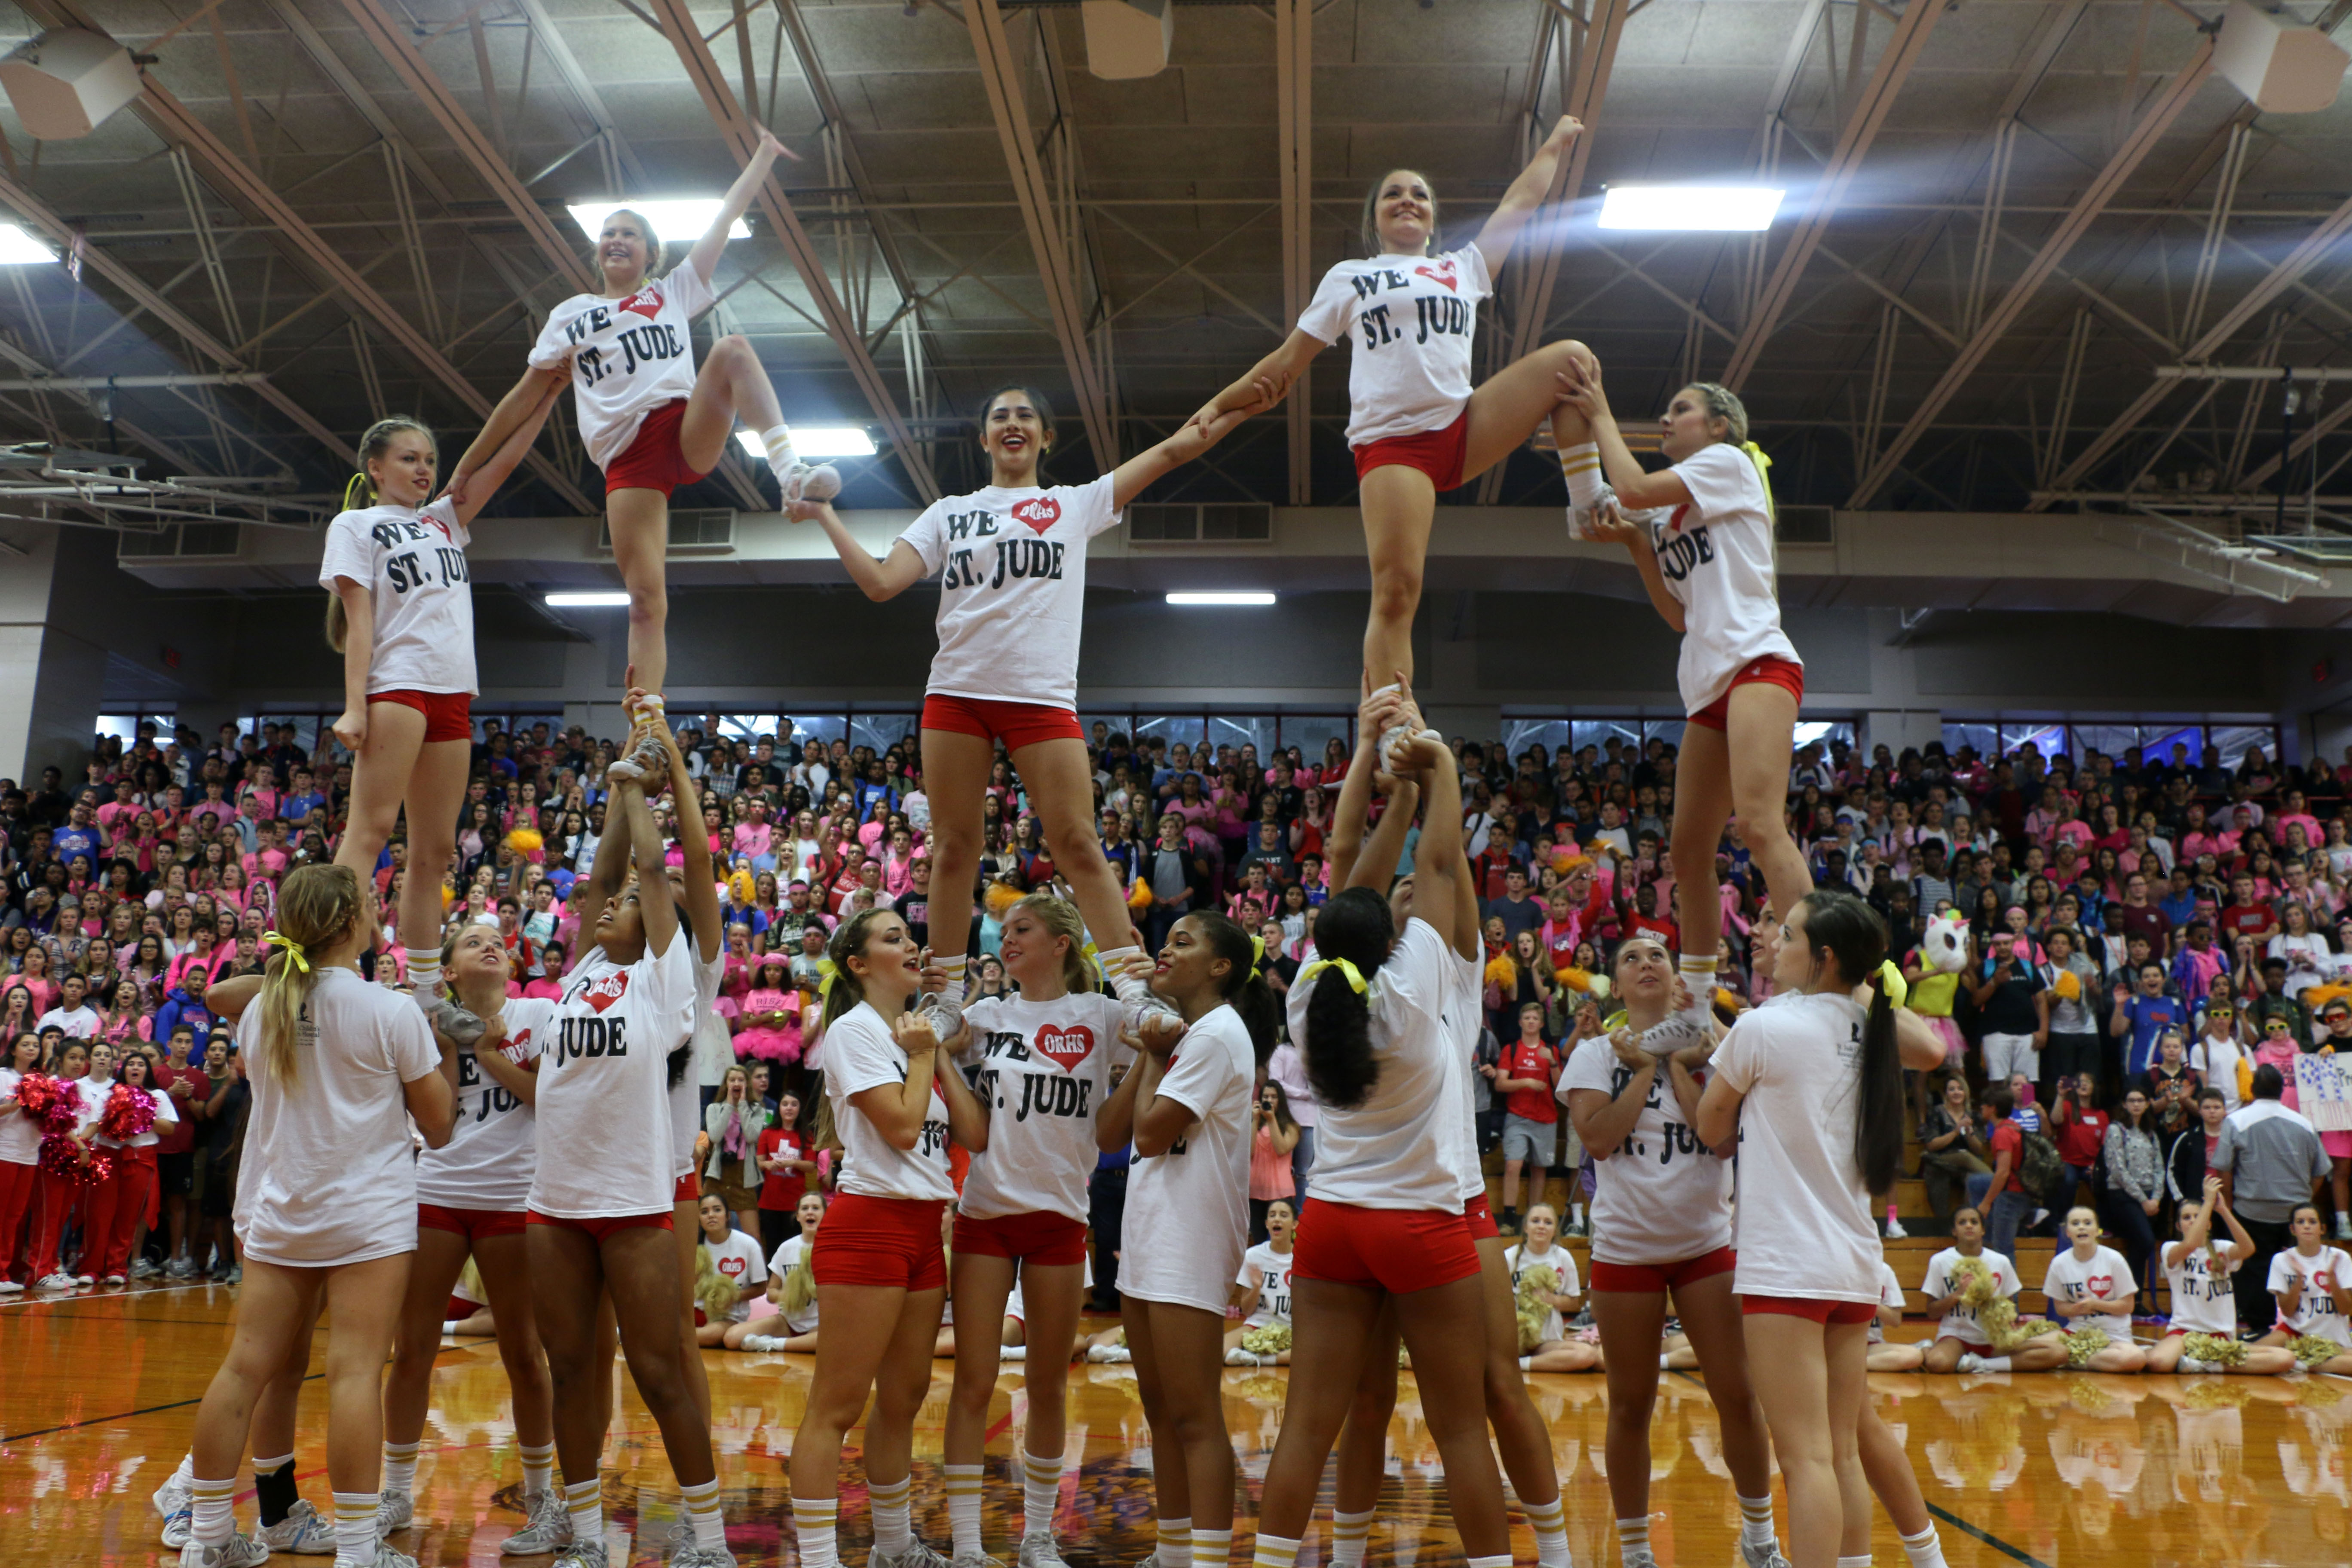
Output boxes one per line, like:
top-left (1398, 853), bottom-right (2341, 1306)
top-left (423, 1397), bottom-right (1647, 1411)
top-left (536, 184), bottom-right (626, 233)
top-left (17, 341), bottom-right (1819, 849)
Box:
top-left (1737, 1492), bottom-right (1776, 1550)
top-left (1193, 1526), bottom-right (1234, 1568)
top-left (681, 1477), bottom-right (723, 1549)
top-left (1329, 1508), bottom-right (1375, 1568)
top-left (1837, 1557), bottom-right (1873, 1568)
top-left (1469, 1556), bottom-right (1513, 1568)
top-left (1099, 944), bottom-right (1152, 1007)
top-left (519, 1442), bottom-right (554, 1497)
top-left (793, 1495), bottom-right (839, 1568)
top-left (404, 948), bottom-right (441, 998)
top-left (945, 1464), bottom-right (984, 1559)
top-left (1677, 954), bottom-right (1717, 1012)
top-left (564, 1478), bottom-right (602, 1546)
top-left (1020, 1449), bottom-right (1062, 1539)
top-left (1157, 1516), bottom-right (1192, 1568)
top-left (190, 1475), bottom-right (237, 1547)
top-left (1617, 1516), bottom-right (1651, 1566)
top-left (1524, 1492), bottom-right (1571, 1568)
top-left (1560, 442), bottom-right (1605, 506)
top-left (332, 1492), bottom-right (379, 1568)
top-left (381, 1439), bottom-right (420, 1498)
top-left (871, 1474), bottom-right (913, 1556)
top-left (1898, 1523), bottom-right (1948, 1568)
top-left (760, 424), bottom-right (800, 478)
top-left (937, 954), bottom-right (970, 1000)
top-left (1248, 1531), bottom-right (1297, 1568)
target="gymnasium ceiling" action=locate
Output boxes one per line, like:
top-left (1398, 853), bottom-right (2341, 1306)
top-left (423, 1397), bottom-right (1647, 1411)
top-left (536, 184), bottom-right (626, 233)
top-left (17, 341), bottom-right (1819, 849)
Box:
top-left (6, 0), bottom-right (2352, 541)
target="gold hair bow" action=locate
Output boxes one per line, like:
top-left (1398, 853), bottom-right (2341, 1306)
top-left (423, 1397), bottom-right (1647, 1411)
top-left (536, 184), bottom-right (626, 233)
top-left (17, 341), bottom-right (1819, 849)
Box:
top-left (815, 956), bottom-right (839, 1003)
top-left (341, 472), bottom-right (371, 511)
top-left (263, 930), bottom-right (311, 974)
top-left (1248, 933), bottom-right (1265, 982)
top-left (1875, 959), bottom-right (1908, 1011)
top-left (1739, 440), bottom-right (1776, 519)
top-left (1298, 956), bottom-right (1367, 994)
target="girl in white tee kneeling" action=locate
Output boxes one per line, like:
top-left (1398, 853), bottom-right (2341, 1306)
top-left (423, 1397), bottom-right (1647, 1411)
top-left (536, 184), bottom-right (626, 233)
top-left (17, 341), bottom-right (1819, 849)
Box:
top-left (1225, 1197), bottom-right (1297, 1367)
top-left (2260, 1203), bottom-right (2352, 1374)
top-left (175, 864), bottom-right (456, 1568)
top-left (732, 1192), bottom-right (824, 1353)
top-left (2145, 1178), bottom-right (2296, 1375)
top-left (1504, 1205), bottom-right (1599, 1374)
top-left (1917, 1208), bottom-right (2065, 1376)
top-left (692, 1194), bottom-right (768, 1349)
top-left (2043, 1207), bottom-right (2148, 1374)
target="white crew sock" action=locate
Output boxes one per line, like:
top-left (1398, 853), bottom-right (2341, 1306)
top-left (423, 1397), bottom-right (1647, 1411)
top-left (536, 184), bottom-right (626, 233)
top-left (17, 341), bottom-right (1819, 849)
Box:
top-left (871, 1474), bottom-right (913, 1555)
top-left (1736, 1493), bottom-right (1776, 1550)
top-left (1157, 1516), bottom-right (1193, 1568)
top-left (519, 1442), bottom-right (554, 1497)
top-left (937, 954), bottom-right (970, 999)
top-left (1249, 1531), bottom-right (1298, 1568)
top-left (682, 1476), bottom-right (724, 1550)
top-left (1470, 1556), bottom-right (1512, 1568)
top-left (1194, 1527), bottom-right (1234, 1568)
top-left (1560, 442), bottom-right (1605, 506)
top-left (1676, 955), bottom-right (1717, 1012)
top-left (1099, 943), bottom-right (1152, 1007)
top-left (1020, 1449), bottom-right (1062, 1539)
top-left (1329, 1508), bottom-right (1375, 1568)
top-left (381, 1439), bottom-right (420, 1498)
top-left (945, 1463), bottom-right (984, 1558)
top-left (564, 1478), bottom-right (602, 1546)
top-left (1617, 1517), bottom-right (1651, 1567)
top-left (1524, 1492), bottom-right (1571, 1568)
top-left (332, 1492), bottom-right (379, 1568)
top-left (793, 1495), bottom-right (840, 1568)
top-left (760, 424), bottom-right (800, 477)
top-left (1898, 1523), bottom-right (1949, 1568)
top-left (404, 947), bottom-right (442, 996)
top-left (191, 1475), bottom-right (237, 1547)
top-left (1979, 1354), bottom-right (2011, 1372)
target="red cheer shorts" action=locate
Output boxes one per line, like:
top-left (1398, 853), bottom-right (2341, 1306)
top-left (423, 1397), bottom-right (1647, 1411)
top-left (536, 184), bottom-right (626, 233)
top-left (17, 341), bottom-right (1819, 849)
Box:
top-left (371, 689), bottom-right (473, 745)
top-left (1293, 1198), bottom-right (1480, 1293)
top-left (1740, 1293), bottom-right (1875, 1326)
top-left (954, 1208), bottom-right (1089, 1267)
top-left (1460, 1190), bottom-right (1499, 1243)
top-left (1687, 657), bottom-right (1806, 732)
top-left (605, 398), bottom-right (708, 498)
top-left (812, 1192), bottom-right (947, 1291)
top-left (1590, 1245), bottom-right (1737, 1295)
top-left (922, 694), bottom-right (1084, 752)
top-left (1352, 408), bottom-right (1471, 493)
top-left (527, 1209), bottom-right (674, 1243)
top-left (676, 1172), bottom-right (701, 1204)
top-left (418, 1204), bottom-right (528, 1243)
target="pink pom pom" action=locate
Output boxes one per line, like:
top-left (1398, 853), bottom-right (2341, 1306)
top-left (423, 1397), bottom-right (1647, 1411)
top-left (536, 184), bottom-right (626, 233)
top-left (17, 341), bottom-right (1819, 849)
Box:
top-left (37, 1134), bottom-right (85, 1179)
top-left (99, 1083), bottom-right (155, 1142)
top-left (15, 1073), bottom-right (76, 1136)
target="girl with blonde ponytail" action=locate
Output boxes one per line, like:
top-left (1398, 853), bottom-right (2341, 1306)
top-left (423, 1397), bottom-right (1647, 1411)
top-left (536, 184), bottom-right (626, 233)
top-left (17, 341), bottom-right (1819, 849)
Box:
top-left (169, 861), bottom-right (457, 1565)
top-left (321, 388), bottom-right (563, 1053)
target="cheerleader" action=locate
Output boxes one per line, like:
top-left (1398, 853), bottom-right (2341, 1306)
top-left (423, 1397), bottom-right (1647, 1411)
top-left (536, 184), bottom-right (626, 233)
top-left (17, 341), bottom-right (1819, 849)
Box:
top-left (1186, 119), bottom-right (1588, 694)
top-left (796, 387), bottom-right (1244, 1026)
top-left (1561, 933), bottom-right (1783, 1568)
top-left (1097, 908), bottom-right (1275, 1568)
top-left (2144, 1177), bottom-right (2296, 1375)
top-left (172, 863), bottom-right (456, 1568)
top-left (86, 1047), bottom-right (176, 1285)
top-left (943, 894), bottom-right (1144, 1568)
top-left (1253, 717), bottom-right (1515, 1568)
top-left (1917, 1208), bottom-right (2063, 1375)
top-left (732, 1191), bottom-right (825, 1352)
top-left (524, 745), bottom-right (726, 1568)
top-left (2260, 1203), bottom-right (2352, 1373)
top-left (25, 1037), bottom-right (95, 1292)
top-left (1503, 1204), bottom-right (1599, 1374)
top-left (0, 1029), bottom-right (40, 1293)
top-left (377, 924), bottom-right (559, 1550)
top-left (321, 402), bottom-right (563, 1033)
top-left (1556, 362), bottom-right (1811, 1046)
top-left (787, 908), bottom-right (989, 1568)
top-left (1225, 1197), bottom-right (1296, 1367)
top-left (1863, 1261), bottom-right (1922, 1373)
top-left (1694, 889), bottom-right (1905, 1568)
top-left (455, 128), bottom-right (839, 705)
top-left (2042, 1207), bottom-right (2150, 1374)
top-left (690, 1194), bottom-right (768, 1347)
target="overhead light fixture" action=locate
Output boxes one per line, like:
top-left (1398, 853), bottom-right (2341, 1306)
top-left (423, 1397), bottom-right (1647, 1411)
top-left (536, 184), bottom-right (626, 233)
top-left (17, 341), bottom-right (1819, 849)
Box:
top-left (545, 591), bottom-right (631, 607)
top-left (566, 200), bottom-right (750, 245)
top-left (1597, 184), bottom-right (1785, 233)
top-left (736, 426), bottom-right (877, 459)
top-left (1166, 591), bottom-right (1275, 606)
top-left (0, 224), bottom-right (57, 264)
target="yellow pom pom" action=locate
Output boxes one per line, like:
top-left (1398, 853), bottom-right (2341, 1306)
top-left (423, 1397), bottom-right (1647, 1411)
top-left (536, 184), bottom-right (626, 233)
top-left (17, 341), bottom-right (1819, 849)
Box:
top-left (505, 827), bottom-right (543, 854)
top-left (1485, 953), bottom-right (1518, 991)
top-left (1560, 966), bottom-right (1592, 993)
top-left (2054, 970), bottom-right (2080, 1001)
top-left (1127, 878), bottom-right (1153, 911)
top-left (983, 880), bottom-right (1023, 920)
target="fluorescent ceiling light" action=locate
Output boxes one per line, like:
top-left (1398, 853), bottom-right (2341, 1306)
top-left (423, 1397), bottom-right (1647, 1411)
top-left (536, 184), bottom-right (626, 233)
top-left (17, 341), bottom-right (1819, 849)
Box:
top-left (1597, 185), bottom-right (1785, 232)
top-left (566, 200), bottom-right (750, 245)
top-left (546, 591), bottom-right (631, 607)
top-left (737, 426), bottom-right (877, 459)
top-left (1166, 591), bottom-right (1276, 606)
top-left (0, 224), bottom-right (57, 264)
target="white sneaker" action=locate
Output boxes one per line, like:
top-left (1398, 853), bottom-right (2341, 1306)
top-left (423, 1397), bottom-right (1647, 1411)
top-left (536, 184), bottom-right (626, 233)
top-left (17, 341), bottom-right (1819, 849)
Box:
top-left (501, 1489), bottom-right (574, 1556)
top-left (776, 460), bottom-right (842, 504)
top-left (1017, 1535), bottom-right (1068, 1568)
top-left (1637, 1006), bottom-right (1711, 1058)
top-left (35, 1271), bottom-right (77, 1291)
top-left (132, 1258), bottom-right (162, 1279)
top-left (2180, 1355), bottom-right (2219, 1374)
top-left (180, 1532), bottom-right (271, 1568)
top-left (104, 1274), bottom-right (127, 1286)
top-left (225, 1264), bottom-right (243, 1284)
top-left (1956, 1352), bottom-right (1983, 1374)
top-left (1084, 1344), bottom-right (1130, 1363)
top-left (1739, 1542), bottom-right (1795, 1568)
top-left (377, 1489), bottom-right (413, 1534)
top-left (418, 987), bottom-right (487, 1047)
top-left (1567, 487), bottom-right (1619, 542)
top-left (259, 1498), bottom-right (339, 1553)
top-left (874, 1542), bottom-right (957, 1568)
top-left (671, 1546), bottom-right (739, 1568)
top-left (0, 1279), bottom-right (21, 1294)
top-left (1224, 1347), bottom-right (1261, 1366)
top-left (740, 1333), bottom-right (787, 1351)
top-left (75, 1273), bottom-right (95, 1286)
top-left (1884, 1217), bottom-right (1908, 1240)
top-left (551, 1544), bottom-right (610, 1568)
top-left (998, 1344), bottom-right (1026, 1361)
top-left (167, 1256), bottom-right (198, 1279)
top-left (154, 1459), bottom-right (193, 1521)
top-left (162, 1505), bottom-right (193, 1549)
top-left (2337, 1213), bottom-right (2352, 1241)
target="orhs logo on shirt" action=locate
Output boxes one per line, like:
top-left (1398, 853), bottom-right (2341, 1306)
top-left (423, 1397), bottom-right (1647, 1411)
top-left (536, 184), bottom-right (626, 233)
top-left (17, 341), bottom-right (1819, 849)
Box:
top-left (1011, 496), bottom-right (1061, 534)
top-left (1415, 260), bottom-right (1458, 293)
top-left (575, 971), bottom-right (631, 1014)
top-left (1032, 1024), bottom-right (1094, 1071)
top-left (618, 285), bottom-right (665, 321)
top-left (2087, 1274), bottom-right (2113, 1296)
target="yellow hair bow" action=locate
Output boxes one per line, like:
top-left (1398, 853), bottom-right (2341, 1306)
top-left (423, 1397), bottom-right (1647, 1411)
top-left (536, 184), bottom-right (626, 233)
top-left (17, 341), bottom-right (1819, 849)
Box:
top-left (341, 472), bottom-right (371, 511)
top-left (1739, 440), bottom-right (1776, 520)
top-left (1248, 933), bottom-right (1265, 982)
top-left (263, 930), bottom-right (311, 974)
top-left (815, 956), bottom-right (839, 1002)
top-left (1298, 956), bottom-right (1367, 994)
top-left (1874, 959), bottom-right (1908, 1011)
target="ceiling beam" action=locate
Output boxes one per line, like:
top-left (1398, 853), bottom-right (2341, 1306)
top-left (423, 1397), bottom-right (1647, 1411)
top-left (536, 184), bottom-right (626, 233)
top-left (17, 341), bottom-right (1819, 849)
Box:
top-left (1844, 39), bottom-right (2217, 509)
top-left (1718, 0), bottom-right (1942, 391)
top-left (646, 0), bottom-right (940, 501)
top-left (1276, 0), bottom-right (1311, 505)
top-left (964, 0), bottom-right (1119, 468)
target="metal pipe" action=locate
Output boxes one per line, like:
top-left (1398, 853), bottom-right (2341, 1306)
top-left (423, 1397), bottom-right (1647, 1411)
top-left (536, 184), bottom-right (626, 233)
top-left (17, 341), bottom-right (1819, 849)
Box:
top-left (2154, 366), bottom-right (2352, 381)
top-left (0, 373), bottom-right (270, 391)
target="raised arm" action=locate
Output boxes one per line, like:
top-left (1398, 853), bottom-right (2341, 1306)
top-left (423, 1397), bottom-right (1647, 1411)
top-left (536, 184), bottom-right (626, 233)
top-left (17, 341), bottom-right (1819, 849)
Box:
top-left (794, 500), bottom-right (931, 601)
top-left (1187, 330), bottom-right (1327, 434)
top-left (610, 760), bottom-right (680, 957)
top-left (1109, 406), bottom-right (1252, 511)
top-left (1395, 689), bottom-right (1469, 957)
top-left (1554, 356), bottom-right (1697, 514)
top-left (646, 699), bottom-right (723, 963)
top-left (445, 373), bottom-right (567, 528)
top-left (690, 128), bottom-right (793, 285)
top-left (1473, 116), bottom-right (1583, 270)
top-left (573, 759), bottom-right (639, 941)
top-left (448, 364), bottom-right (573, 498)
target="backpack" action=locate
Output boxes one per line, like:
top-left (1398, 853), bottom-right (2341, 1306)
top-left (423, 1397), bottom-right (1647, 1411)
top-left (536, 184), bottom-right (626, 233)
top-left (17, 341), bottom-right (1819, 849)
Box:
top-left (2017, 1129), bottom-right (2066, 1202)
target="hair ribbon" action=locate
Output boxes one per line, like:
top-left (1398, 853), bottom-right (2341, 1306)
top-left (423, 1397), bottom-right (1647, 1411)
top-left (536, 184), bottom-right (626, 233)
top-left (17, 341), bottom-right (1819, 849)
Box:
top-left (263, 930), bottom-right (311, 974)
top-left (1874, 958), bottom-right (1907, 1011)
top-left (1248, 933), bottom-right (1265, 982)
top-left (815, 956), bottom-right (839, 1004)
top-left (1739, 440), bottom-right (1776, 519)
top-left (341, 472), bottom-right (370, 511)
top-left (1299, 956), bottom-right (1367, 994)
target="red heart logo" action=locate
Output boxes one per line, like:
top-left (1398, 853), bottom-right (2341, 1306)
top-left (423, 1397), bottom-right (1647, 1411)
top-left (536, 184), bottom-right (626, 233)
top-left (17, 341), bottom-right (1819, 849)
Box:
top-left (502, 1028), bottom-right (533, 1065)
top-left (2087, 1275), bottom-right (2112, 1296)
top-left (1415, 262), bottom-right (1458, 292)
top-left (618, 285), bottom-right (663, 321)
top-left (582, 972), bottom-right (630, 1014)
top-left (1034, 1024), bottom-right (1094, 1071)
top-left (2322, 1271), bottom-right (2337, 1291)
top-left (1012, 496), bottom-right (1061, 534)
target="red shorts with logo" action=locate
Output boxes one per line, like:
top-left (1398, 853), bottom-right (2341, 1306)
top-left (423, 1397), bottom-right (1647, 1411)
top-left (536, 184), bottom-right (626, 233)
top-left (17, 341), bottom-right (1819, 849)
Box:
top-left (922, 694), bottom-right (1084, 751)
top-left (1461, 1191), bottom-right (1499, 1243)
top-left (527, 1209), bottom-right (674, 1243)
top-left (1688, 656), bottom-right (1806, 732)
top-left (1353, 408), bottom-right (1471, 492)
top-left (1590, 1245), bottom-right (1737, 1294)
top-left (813, 1193), bottom-right (947, 1290)
top-left (1293, 1199), bottom-right (1480, 1292)
top-left (954, 1208), bottom-right (1089, 1267)
top-left (1741, 1293), bottom-right (1875, 1326)
top-left (418, 1203), bottom-right (527, 1242)
top-left (605, 398), bottom-right (708, 497)
top-left (675, 1173), bottom-right (700, 1204)
top-left (371, 689), bottom-right (472, 745)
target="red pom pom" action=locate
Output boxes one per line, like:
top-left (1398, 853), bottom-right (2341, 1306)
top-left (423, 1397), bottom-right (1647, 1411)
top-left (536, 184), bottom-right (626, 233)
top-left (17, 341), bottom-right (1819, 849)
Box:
top-left (14, 1073), bottom-right (76, 1135)
top-left (82, 1151), bottom-right (114, 1187)
top-left (36, 1134), bottom-right (85, 1179)
top-left (99, 1083), bottom-right (155, 1142)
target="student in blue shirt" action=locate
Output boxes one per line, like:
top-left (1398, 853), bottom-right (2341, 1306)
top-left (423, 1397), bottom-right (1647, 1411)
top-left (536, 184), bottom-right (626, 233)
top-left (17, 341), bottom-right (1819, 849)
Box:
top-left (2110, 960), bottom-right (2184, 1081)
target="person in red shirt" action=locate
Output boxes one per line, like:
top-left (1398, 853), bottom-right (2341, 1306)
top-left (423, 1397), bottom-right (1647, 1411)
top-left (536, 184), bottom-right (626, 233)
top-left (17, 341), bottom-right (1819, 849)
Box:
top-left (149, 1023), bottom-right (210, 1279)
top-left (753, 1093), bottom-right (819, 1257)
top-left (1625, 882), bottom-right (1679, 950)
top-left (2219, 873), bottom-right (2279, 947)
top-left (2047, 1071), bottom-right (2107, 1210)
top-left (1482, 1001), bottom-right (1557, 1233)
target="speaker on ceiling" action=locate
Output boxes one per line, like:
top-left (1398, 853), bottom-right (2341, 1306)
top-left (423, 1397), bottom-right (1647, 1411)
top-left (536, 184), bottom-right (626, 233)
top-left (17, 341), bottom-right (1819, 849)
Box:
top-left (1083, 0), bottom-right (1174, 80)
top-left (2214, 0), bottom-right (2349, 114)
top-left (0, 28), bottom-right (141, 140)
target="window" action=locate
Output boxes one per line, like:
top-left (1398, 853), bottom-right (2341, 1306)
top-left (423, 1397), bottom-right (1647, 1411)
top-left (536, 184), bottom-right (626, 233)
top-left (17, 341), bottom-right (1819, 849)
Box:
top-left (96, 713), bottom-right (173, 745)
top-left (1500, 720), bottom-right (1574, 761)
top-left (1936, 720), bottom-right (2284, 772)
top-left (850, 714), bottom-right (920, 759)
top-left (1204, 715), bottom-right (1277, 765)
top-left (1790, 720), bottom-right (1853, 753)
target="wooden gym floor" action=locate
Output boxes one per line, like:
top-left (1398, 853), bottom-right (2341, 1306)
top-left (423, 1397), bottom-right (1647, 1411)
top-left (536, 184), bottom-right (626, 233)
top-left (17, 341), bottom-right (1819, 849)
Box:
top-left (3, 1279), bottom-right (2347, 1567)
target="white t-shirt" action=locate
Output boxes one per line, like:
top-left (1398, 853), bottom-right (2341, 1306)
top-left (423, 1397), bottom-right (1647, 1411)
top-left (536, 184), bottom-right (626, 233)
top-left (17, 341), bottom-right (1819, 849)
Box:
top-left (2188, 1032), bottom-right (2246, 1115)
top-left (960, 992), bottom-right (1136, 1223)
top-left (316, 498), bottom-right (477, 696)
top-left (1239, 1240), bottom-right (1295, 1329)
top-left (2043, 1244), bottom-right (2136, 1326)
top-left (1558, 1032), bottom-right (1734, 1265)
top-left (1868, 1260), bottom-right (1905, 1345)
top-left (233, 968), bottom-right (442, 1268)
top-left (1645, 442), bottom-right (1798, 716)
top-left (704, 1227), bottom-right (767, 1322)
top-left (1504, 1240), bottom-right (1580, 1344)
top-left (71, 1077), bottom-right (109, 1136)
top-left (529, 262), bottom-right (718, 469)
top-left (895, 475), bottom-right (1124, 710)
top-left (1122, 1002), bottom-right (1256, 1314)
top-left (2270, 1244), bottom-right (2352, 1345)
top-left (528, 934), bottom-right (698, 1219)
top-left (1296, 245), bottom-right (1494, 447)
top-left (92, 1083), bottom-right (176, 1149)
top-left (2164, 1240), bottom-right (2244, 1337)
top-left (766, 1234), bottom-right (821, 1333)
top-left (35, 1005), bottom-right (100, 1039)
top-left (677, 946), bottom-right (729, 1182)
top-left (1923, 1246), bottom-right (2021, 1347)
top-left (1282, 918), bottom-right (1471, 1211)
top-left (1439, 946), bottom-right (1487, 1204)
top-left (824, 1001), bottom-right (954, 1202)
top-left (0, 1068), bottom-right (40, 1164)
top-left (415, 998), bottom-right (552, 1213)
top-left (1710, 991), bottom-right (1879, 1303)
